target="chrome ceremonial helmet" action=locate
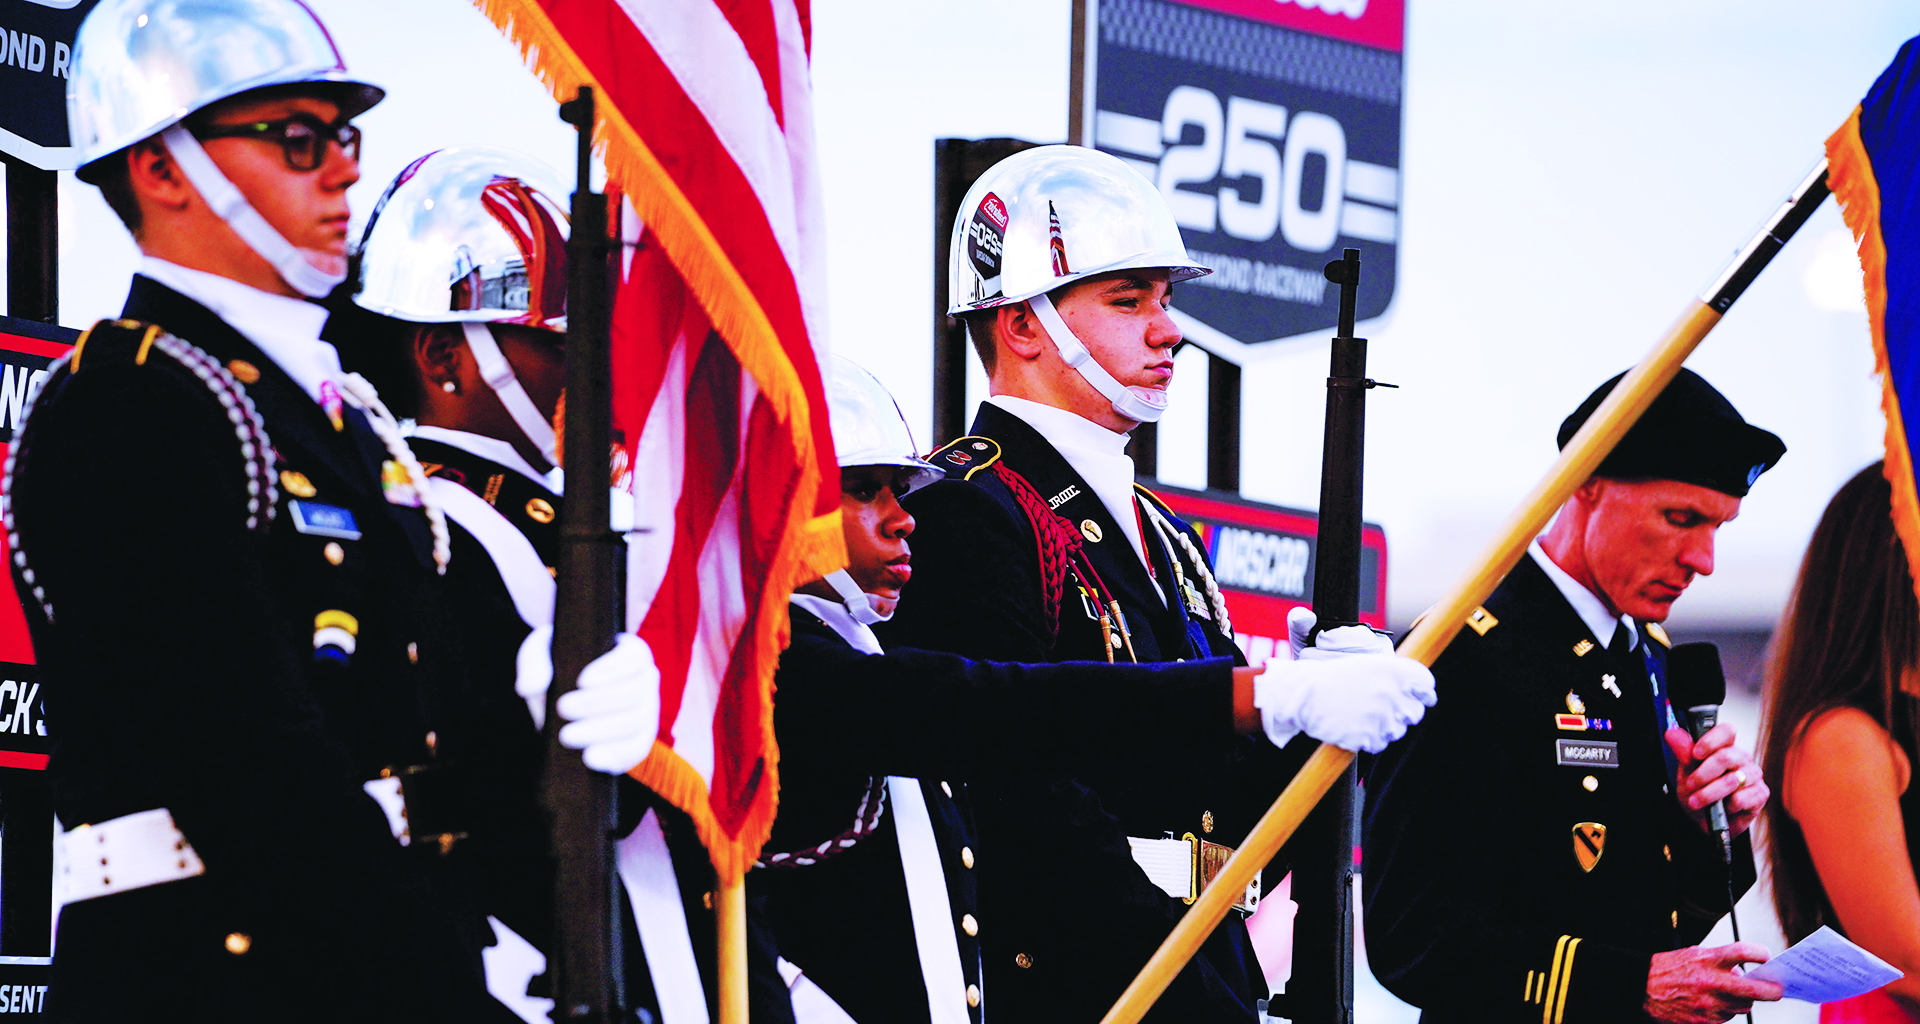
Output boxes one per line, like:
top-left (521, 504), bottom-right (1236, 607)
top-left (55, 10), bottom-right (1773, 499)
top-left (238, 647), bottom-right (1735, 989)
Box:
top-left (355, 147), bottom-right (571, 465)
top-left (946, 144), bottom-right (1210, 424)
top-left (822, 356), bottom-right (942, 624)
top-left (68, 0), bottom-right (383, 296)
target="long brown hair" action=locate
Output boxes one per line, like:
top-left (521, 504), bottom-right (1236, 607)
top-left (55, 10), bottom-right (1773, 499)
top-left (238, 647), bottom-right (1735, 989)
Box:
top-left (1761, 461), bottom-right (1920, 942)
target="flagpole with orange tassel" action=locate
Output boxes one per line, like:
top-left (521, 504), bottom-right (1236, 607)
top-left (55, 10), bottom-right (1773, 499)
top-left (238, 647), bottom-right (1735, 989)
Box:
top-left (1098, 159), bottom-right (1833, 1024)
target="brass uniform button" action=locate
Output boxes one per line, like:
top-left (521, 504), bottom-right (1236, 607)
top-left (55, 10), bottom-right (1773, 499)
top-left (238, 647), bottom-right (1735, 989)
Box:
top-left (1671, 910), bottom-right (1679, 928)
top-left (227, 360), bottom-right (261, 385)
top-left (966, 984), bottom-right (980, 1008)
top-left (526, 497), bottom-right (556, 524)
top-left (224, 932), bottom-right (251, 955)
top-left (323, 541), bottom-right (345, 566)
top-left (1014, 953), bottom-right (1032, 969)
top-left (1663, 844), bottom-right (1672, 862)
top-left (961, 913), bottom-right (978, 937)
top-left (1201, 810), bottom-right (1215, 834)
top-left (1080, 519), bottom-right (1103, 543)
top-left (960, 846), bottom-right (975, 869)
top-left (280, 470), bottom-right (317, 498)
top-left (703, 891), bottom-right (714, 909)
top-left (407, 642), bottom-right (419, 665)
top-left (1582, 775), bottom-right (1598, 792)
top-left (940, 781), bottom-right (953, 798)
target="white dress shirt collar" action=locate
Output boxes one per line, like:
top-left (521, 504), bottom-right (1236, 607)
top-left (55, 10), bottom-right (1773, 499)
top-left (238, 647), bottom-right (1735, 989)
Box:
top-left (1530, 540), bottom-right (1637, 651)
top-left (985, 395), bottom-right (1158, 585)
top-left (138, 257), bottom-right (338, 405)
top-left (407, 425), bottom-right (559, 493)
top-left (789, 593), bottom-right (884, 655)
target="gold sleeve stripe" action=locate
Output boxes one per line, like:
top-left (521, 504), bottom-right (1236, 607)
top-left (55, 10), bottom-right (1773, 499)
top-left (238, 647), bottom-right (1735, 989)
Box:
top-left (1534, 970), bottom-right (1545, 1003)
top-left (1541, 935), bottom-right (1571, 1024)
top-left (1552, 938), bottom-right (1582, 1024)
top-left (1524, 969), bottom-right (1535, 1003)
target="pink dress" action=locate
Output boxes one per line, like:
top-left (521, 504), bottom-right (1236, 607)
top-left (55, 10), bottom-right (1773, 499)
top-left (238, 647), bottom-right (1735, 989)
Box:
top-left (1823, 989), bottom-right (1920, 1023)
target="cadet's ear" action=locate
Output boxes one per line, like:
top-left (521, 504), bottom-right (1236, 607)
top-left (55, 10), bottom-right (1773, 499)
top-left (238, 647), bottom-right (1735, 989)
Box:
top-left (412, 324), bottom-right (467, 388)
top-left (998, 301), bottom-right (1048, 362)
top-left (126, 137), bottom-right (190, 215)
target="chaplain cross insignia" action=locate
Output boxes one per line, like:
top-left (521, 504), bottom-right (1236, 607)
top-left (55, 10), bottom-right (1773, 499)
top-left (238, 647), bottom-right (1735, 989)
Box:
top-left (1601, 674), bottom-right (1621, 698)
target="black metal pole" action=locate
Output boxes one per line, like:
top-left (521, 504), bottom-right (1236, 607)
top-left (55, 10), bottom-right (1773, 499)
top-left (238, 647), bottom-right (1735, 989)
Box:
top-left (1283, 247), bottom-right (1368, 1024)
top-left (5, 156), bottom-right (57, 324)
top-left (548, 86), bottom-right (625, 1023)
top-left (1206, 354), bottom-right (1240, 492)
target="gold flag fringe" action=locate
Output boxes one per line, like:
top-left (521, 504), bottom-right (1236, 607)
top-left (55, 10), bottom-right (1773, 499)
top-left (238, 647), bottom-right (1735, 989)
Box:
top-left (471, 0), bottom-right (849, 884)
top-left (1827, 106), bottom-right (1920, 616)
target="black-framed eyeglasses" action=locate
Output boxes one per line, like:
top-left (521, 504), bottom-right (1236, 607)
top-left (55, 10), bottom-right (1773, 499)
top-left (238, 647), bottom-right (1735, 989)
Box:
top-left (193, 113), bottom-right (361, 171)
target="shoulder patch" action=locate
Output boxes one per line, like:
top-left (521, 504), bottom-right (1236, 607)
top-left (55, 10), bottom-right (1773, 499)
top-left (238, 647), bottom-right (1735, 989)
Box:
top-left (71, 318), bottom-right (165, 372)
top-left (928, 435), bottom-right (1001, 480)
top-left (1132, 483), bottom-right (1177, 519)
top-left (1645, 621), bottom-right (1671, 647)
top-left (1464, 606), bottom-right (1498, 636)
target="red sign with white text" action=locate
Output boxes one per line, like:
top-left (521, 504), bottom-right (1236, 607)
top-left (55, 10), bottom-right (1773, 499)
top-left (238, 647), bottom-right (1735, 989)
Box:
top-left (1170, 0), bottom-right (1403, 52)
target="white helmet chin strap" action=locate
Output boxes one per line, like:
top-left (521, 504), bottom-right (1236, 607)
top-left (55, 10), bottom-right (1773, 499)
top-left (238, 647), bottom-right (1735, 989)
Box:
top-left (461, 322), bottom-right (559, 467)
top-left (825, 569), bottom-right (891, 625)
top-left (160, 126), bottom-right (347, 299)
top-left (1027, 292), bottom-right (1169, 424)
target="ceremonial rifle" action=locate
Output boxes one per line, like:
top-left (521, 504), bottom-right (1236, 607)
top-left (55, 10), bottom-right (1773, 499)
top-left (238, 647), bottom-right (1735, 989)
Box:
top-left (1100, 162), bottom-right (1832, 1024)
top-left (548, 85), bottom-right (628, 1024)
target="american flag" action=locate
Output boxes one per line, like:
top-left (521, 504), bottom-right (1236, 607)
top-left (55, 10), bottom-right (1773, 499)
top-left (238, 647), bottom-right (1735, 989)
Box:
top-left (473, 0), bottom-right (844, 884)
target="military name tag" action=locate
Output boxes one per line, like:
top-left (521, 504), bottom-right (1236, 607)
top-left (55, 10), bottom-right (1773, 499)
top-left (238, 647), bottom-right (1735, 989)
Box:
top-left (1556, 739), bottom-right (1618, 768)
top-left (290, 501), bottom-right (362, 541)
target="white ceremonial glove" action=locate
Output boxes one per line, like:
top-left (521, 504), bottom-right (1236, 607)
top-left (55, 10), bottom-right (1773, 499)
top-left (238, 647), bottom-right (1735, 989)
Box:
top-left (555, 634), bottom-right (663, 775)
top-left (1286, 606), bottom-right (1395, 660)
top-left (1253, 649), bottom-right (1436, 754)
top-left (515, 625), bottom-right (555, 730)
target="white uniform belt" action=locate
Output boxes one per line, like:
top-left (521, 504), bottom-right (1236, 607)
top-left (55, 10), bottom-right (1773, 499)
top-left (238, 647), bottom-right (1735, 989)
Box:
top-left (1127, 834), bottom-right (1261, 915)
top-left (59, 808), bottom-right (205, 906)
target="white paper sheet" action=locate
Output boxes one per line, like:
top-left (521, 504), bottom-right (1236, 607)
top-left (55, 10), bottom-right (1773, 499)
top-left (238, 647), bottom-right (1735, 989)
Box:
top-left (1746, 926), bottom-right (1904, 1003)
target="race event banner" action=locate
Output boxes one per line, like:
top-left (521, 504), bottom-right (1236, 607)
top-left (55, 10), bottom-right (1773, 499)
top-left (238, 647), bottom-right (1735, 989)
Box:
top-left (1080, 0), bottom-right (1403, 355)
top-left (1147, 481), bottom-right (1388, 662)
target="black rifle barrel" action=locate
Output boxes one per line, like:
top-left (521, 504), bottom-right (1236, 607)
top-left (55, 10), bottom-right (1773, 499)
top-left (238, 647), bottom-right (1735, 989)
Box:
top-left (548, 86), bottom-right (627, 1022)
top-left (1287, 246), bottom-right (1370, 1024)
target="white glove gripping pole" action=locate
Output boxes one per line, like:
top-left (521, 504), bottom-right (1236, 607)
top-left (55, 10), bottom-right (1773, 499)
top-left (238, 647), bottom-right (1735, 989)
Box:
top-left (1027, 292), bottom-right (1168, 424)
top-left (461, 322), bottom-right (559, 467)
top-left (159, 126), bottom-right (347, 299)
top-left (824, 569), bottom-right (889, 625)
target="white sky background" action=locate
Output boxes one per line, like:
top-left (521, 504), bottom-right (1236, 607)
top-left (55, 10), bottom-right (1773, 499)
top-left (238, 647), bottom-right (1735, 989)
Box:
top-left (26, 0), bottom-right (1920, 630)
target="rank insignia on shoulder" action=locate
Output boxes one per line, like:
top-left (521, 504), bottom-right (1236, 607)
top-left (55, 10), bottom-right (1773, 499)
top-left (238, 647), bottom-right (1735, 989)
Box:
top-left (1465, 606), bottom-right (1498, 635)
top-left (1646, 622), bottom-right (1672, 647)
top-left (928, 436), bottom-right (1000, 480)
top-left (1572, 822), bottom-right (1606, 872)
top-left (1572, 639), bottom-right (1595, 657)
top-left (290, 500), bottom-right (362, 540)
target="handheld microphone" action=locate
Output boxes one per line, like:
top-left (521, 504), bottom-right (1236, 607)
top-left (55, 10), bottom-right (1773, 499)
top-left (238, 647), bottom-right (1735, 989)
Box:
top-left (1667, 642), bottom-right (1732, 841)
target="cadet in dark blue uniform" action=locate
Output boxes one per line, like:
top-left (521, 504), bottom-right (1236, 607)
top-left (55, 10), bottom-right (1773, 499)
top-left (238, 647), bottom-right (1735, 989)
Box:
top-left (6, 2), bottom-right (500, 1020)
top-left (879, 145), bottom-right (1434, 1022)
top-left (1363, 369), bottom-right (1788, 1024)
top-left (346, 146), bottom-right (796, 1024)
top-left (764, 357), bottom-right (1396, 1024)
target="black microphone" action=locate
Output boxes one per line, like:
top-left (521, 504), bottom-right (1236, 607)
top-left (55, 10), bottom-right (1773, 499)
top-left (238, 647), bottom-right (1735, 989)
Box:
top-left (1667, 642), bottom-right (1732, 840)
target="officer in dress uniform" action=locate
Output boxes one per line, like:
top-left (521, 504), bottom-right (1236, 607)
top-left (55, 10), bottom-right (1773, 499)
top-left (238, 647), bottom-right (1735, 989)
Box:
top-left (4, 1), bottom-right (505, 1019)
top-left (766, 358), bottom-right (1415, 1024)
top-left (876, 145), bottom-right (1435, 1022)
top-left (346, 147), bottom-right (795, 1024)
top-left (1362, 369), bottom-right (1788, 1024)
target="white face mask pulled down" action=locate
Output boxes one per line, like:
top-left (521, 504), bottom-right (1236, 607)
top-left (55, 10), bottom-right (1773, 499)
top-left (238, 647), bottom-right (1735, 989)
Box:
top-left (1027, 291), bottom-right (1169, 424)
top-left (460, 322), bottom-right (559, 468)
top-left (159, 125), bottom-right (346, 299)
top-left (825, 569), bottom-right (892, 625)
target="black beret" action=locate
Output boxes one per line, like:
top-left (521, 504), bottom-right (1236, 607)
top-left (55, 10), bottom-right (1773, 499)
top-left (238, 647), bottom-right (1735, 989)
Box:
top-left (1557, 368), bottom-right (1785, 498)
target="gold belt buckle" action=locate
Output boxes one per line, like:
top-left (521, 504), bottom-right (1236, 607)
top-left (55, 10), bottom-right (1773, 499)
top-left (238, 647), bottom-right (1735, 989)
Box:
top-left (1186, 834), bottom-right (1261, 915)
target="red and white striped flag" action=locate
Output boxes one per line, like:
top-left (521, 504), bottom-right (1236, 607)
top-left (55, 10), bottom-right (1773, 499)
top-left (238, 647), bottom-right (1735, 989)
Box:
top-left (473, 0), bottom-right (844, 884)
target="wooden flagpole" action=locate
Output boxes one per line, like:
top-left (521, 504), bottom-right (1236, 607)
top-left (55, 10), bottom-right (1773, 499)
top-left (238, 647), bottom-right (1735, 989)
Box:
top-left (1098, 160), bottom-right (1832, 1024)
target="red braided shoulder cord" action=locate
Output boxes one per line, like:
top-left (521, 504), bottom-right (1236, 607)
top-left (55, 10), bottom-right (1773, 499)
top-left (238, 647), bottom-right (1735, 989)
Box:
top-left (990, 461), bottom-right (1128, 657)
